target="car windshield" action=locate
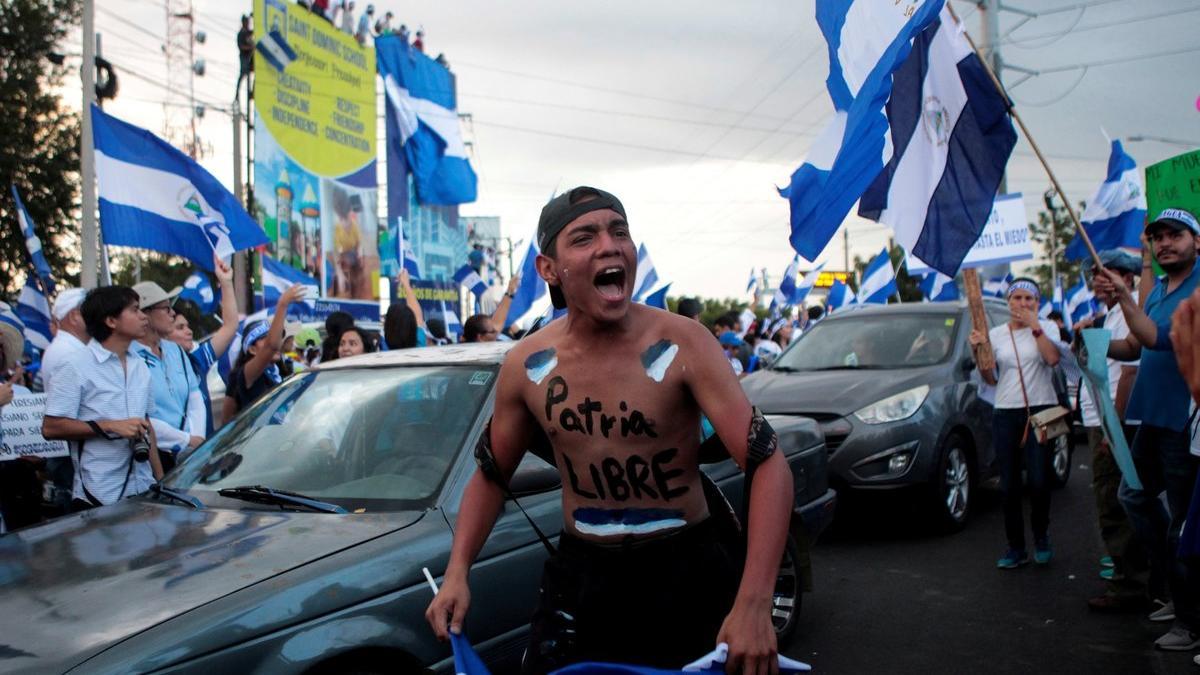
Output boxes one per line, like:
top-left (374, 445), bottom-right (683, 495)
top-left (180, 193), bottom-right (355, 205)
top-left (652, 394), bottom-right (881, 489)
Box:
top-left (164, 365), bottom-right (495, 510)
top-left (774, 313), bottom-right (959, 371)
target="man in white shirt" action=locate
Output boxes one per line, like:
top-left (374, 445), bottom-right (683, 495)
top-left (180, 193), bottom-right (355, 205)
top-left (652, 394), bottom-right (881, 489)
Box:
top-left (43, 286), bottom-right (163, 509)
top-left (1079, 251), bottom-right (1148, 612)
top-left (41, 288), bottom-right (89, 391)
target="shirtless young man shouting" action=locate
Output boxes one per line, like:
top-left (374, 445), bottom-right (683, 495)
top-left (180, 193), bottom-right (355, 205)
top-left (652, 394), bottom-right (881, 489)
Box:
top-left (425, 187), bottom-right (794, 674)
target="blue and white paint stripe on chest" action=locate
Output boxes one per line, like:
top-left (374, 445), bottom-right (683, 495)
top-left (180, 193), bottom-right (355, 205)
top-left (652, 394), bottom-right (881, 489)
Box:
top-left (572, 507), bottom-right (687, 537)
top-left (640, 339), bottom-right (678, 383)
top-left (524, 348), bottom-right (558, 385)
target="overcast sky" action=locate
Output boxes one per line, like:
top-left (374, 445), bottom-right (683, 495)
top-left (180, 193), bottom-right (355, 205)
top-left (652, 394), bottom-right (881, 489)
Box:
top-left (67, 0), bottom-right (1200, 298)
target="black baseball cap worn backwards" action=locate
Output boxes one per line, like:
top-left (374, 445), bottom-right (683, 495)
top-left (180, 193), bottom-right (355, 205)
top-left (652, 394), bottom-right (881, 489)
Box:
top-left (537, 186), bottom-right (627, 310)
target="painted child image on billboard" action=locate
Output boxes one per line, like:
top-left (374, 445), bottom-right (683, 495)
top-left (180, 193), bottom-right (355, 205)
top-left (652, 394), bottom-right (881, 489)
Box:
top-left (323, 182), bottom-right (380, 299)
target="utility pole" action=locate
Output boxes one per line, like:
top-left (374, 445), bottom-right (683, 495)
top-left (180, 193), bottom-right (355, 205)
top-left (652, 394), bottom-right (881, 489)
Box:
top-left (842, 227), bottom-right (850, 273)
top-left (232, 106), bottom-right (250, 312)
top-left (80, 0), bottom-right (98, 288)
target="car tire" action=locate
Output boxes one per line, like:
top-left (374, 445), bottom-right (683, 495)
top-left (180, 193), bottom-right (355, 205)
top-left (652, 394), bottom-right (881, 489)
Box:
top-left (772, 533), bottom-right (802, 648)
top-left (930, 433), bottom-right (973, 533)
top-left (1050, 432), bottom-right (1074, 489)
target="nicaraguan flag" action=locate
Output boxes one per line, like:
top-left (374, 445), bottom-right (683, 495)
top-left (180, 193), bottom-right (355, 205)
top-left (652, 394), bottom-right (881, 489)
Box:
top-left (858, 7), bottom-right (1017, 277)
top-left (438, 300), bottom-right (463, 341)
top-left (794, 262), bottom-right (826, 306)
top-left (771, 257), bottom-right (801, 311)
top-left (15, 277), bottom-right (52, 351)
top-left (983, 273), bottom-right (1012, 298)
top-left (1066, 140), bottom-right (1146, 261)
top-left (746, 268), bottom-right (758, 294)
top-left (643, 283), bottom-right (671, 310)
top-left (262, 254), bottom-right (319, 306)
top-left (91, 105), bottom-right (267, 271)
top-left (397, 218), bottom-right (422, 278)
top-left (377, 36), bottom-right (477, 205)
top-left (449, 633), bottom-right (490, 675)
top-left (920, 272), bottom-right (959, 302)
top-left (632, 244), bottom-right (660, 302)
top-left (827, 279), bottom-right (857, 313)
top-left (780, 0), bottom-right (945, 261)
top-left (1038, 298), bottom-right (1052, 319)
top-left (505, 241), bottom-right (547, 329)
top-left (255, 28), bottom-right (297, 73)
top-left (454, 264), bottom-right (488, 298)
top-left (1065, 279), bottom-right (1094, 325)
top-left (10, 185), bottom-right (55, 293)
top-left (179, 271), bottom-right (216, 314)
top-left (858, 248), bottom-right (897, 304)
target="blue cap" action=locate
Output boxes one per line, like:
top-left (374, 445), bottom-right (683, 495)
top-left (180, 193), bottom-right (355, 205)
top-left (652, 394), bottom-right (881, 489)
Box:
top-left (1096, 249), bottom-right (1142, 275)
top-left (1148, 208), bottom-right (1200, 235)
top-left (719, 332), bottom-right (742, 347)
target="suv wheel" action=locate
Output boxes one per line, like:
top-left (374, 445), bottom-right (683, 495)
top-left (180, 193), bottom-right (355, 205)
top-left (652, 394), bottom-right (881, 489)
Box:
top-left (930, 433), bottom-right (972, 532)
top-left (772, 534), bottom-right (802, 647)
top-left (1050, 432), bottom-right (1073, 488)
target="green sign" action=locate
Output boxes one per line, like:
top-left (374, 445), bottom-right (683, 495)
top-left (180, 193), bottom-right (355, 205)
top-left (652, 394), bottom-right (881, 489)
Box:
top-left (1145, 149), bottom-right (1200, 221)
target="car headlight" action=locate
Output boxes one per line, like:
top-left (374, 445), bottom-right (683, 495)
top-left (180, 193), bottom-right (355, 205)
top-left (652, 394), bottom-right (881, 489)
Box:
top-left (853, 385), bottom-right (930, 425)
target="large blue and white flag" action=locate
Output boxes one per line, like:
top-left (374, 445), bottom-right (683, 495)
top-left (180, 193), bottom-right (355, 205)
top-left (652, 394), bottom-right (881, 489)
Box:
top-left (643, 283), bottom-right (672, 310)
top-left (983, 273), bottom-right (1012, 298)
top-left (858, 248), bottom-right (897, 304)
top-left (262, 254), bottom-right (319, 308)
top-left (91, 105), bottom-right (268, 271)
top-left (179, 271), bottom-right (216, 314)
top-left (10, 185), bottom-right (55, 293)
top-left (920, 272), bottom-right (959, 302)
top-left (15, 277), bottom-right (52, 351)
top-left (377, 36), bottom-right (477, 205)
top-left (632, 243), bottom-right (660, 302)
top-left (454, 264), bottom-right (489, 298)
top-left (858, 7), bottom-right (1017, 277)
top-left (794, 262), bottom-right (826, 305)
top-left (771, 256), bottom-right (801, 310)
top-left (255, 28), bottom-right (297, 73)
top-left (505, 241), bottom-right (548, 329)
top-left (1066, 140), bottom-right (1146, 261)
top-left (780, 0), bottom-right (945, 261)
top-left (1065, 278), bottom-right (1095, 325)
top-left (827, 279), bottom-right (857, 313)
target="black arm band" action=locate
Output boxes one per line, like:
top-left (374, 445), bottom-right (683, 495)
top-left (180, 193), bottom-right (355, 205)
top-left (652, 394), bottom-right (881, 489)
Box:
top-left (746, 407), bottom-right (778, 469)
top-left (474, 419), bottom-right (506, 487)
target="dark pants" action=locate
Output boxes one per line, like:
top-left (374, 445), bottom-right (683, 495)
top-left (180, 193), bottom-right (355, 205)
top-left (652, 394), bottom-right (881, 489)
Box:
top-left (521, 517), bottom-right (742, 675)
top-left (1088, 426), bottom-right (1149, 598)
top-left (994, 406), bottom-right (1053, 552)
top-left (1119, 424), bottom-right (1199, 628)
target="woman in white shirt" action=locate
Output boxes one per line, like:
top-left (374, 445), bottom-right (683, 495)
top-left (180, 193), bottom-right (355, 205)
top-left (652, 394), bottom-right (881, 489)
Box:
top-left (970, 278), bottom-right (1061, 569)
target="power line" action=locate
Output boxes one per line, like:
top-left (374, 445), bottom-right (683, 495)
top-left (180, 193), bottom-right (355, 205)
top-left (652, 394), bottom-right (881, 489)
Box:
top-left (1000, 5), bottom-right (1200, 48)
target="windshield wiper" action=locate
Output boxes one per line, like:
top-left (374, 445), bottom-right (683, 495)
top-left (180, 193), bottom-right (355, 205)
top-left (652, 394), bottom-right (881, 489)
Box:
top-left (149, 483), bottom-right (204, 509)
top-left (771, 365), bottom-right (800, 372)
top-left (216, 485), bottom-right (348, 514)
top-left (807, 364), bottom-right (883, 371)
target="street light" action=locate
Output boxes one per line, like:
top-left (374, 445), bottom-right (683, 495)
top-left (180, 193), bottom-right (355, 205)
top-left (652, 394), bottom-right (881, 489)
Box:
top-left (1127, 134), bottom-right (1200, 149)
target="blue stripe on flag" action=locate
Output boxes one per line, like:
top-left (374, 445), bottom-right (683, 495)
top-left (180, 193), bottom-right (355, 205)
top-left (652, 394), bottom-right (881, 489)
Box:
top-left (505, 241), bottom-right (547, 329)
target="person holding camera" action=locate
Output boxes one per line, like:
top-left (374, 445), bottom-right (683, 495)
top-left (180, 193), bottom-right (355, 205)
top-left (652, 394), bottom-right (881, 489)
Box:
top-left (42, 286), bottom-right (163, 510)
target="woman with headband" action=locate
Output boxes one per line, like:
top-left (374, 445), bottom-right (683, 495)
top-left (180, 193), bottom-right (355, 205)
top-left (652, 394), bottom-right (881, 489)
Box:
top-left (970, 277), bottom-right (1062, 569)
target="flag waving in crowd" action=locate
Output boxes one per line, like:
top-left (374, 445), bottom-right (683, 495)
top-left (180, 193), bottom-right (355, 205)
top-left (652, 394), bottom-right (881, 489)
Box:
top-left (1066, 139), bottom-right (1146, 261)
top-left (857, 248), bottom-right (898, 305)
top-left (10, 185), bottom-right (55, 294)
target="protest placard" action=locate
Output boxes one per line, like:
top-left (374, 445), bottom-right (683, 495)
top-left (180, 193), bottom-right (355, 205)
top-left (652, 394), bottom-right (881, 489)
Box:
top-left (1, 393), bottom-right (68, 461)
top-left (1145, 149), bottom-right (1200, 220)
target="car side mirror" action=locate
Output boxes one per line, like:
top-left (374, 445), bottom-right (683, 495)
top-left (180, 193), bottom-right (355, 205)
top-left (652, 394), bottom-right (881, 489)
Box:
top-left (508, 455), bottom-right (561, 497)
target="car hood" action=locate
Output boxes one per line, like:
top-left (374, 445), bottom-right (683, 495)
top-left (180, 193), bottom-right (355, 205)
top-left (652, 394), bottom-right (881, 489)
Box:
top-left (0, 499), bottom-right (422, 674)
top-left (741, 366), bottom-right (940, 417)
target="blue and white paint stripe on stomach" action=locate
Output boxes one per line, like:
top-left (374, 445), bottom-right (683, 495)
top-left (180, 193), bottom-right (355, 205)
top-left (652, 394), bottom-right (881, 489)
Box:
top-left (640, 339), bottom-right (679, 383)
top-left (524, 348), bottom-right (558, 384)
top-left (572, 507), bottom-right (687, 537)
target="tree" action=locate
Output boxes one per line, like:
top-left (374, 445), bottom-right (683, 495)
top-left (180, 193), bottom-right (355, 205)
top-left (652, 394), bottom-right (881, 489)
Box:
top-left (1027, 190), bottom-right (1087, 292)
top-left (0, 0), bottom-right (82, 295)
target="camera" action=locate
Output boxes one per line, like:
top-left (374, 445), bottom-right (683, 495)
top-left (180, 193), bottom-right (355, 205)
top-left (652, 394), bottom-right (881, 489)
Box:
top-left (130, 433), bottom-right (151, 463)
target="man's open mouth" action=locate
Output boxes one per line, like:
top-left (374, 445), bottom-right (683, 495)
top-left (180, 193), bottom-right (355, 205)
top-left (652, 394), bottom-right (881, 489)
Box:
top-left (593, 266), bottom-right (627, 302)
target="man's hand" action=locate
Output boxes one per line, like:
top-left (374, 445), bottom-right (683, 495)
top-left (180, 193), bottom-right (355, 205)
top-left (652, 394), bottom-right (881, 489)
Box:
top-left (1073, 317), bottom-right (1094, 333)
top-left (1171, 287), bottom-right (1200, 406)
top-left (213, 252), bottom-right (234, 286)
top-left (1095, 269), bottom-right (1132, 303)
top-left (424, 571), bottom-right (470, 641)
top-left (717, 596), bottom-right (778, 675)
top-left (100, 418), bottom-right (150, 440)
top-left (506, 275), bottom-right (521, 296)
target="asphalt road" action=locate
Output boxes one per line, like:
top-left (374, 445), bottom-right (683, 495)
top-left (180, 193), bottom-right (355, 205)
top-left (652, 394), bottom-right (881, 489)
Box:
top-left (786, 440), bottom-right (1195, 675)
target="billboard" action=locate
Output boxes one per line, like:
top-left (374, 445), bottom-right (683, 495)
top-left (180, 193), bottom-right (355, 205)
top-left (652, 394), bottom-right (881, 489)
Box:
top-left (253, 0), bottom-right (379, 299)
